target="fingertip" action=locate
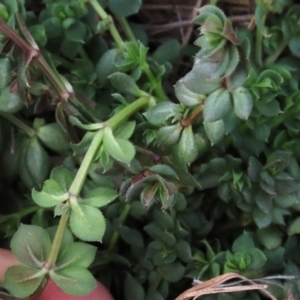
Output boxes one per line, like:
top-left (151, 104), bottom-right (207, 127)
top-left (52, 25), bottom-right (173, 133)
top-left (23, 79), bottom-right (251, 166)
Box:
top-left (39, 279), bottom-right (114, 300)
top-left (0, 249), bottom-right (19, 283)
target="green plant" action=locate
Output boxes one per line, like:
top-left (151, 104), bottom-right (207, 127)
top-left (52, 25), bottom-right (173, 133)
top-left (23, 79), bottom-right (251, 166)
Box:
top-left (0, 0), bottom-right (300, 299)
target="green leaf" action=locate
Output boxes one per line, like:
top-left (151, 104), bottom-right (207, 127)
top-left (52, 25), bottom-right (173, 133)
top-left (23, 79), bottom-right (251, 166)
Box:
top-left (50, 166), bottom-right (75, 192)
top-left (32, 179), bottom-right (68, 208)
top-left (232, 87), bottom-right (253, 119)
top-left (103, 127), bottom-right (135, 164)
top-left (143, 101), bottom-right (181, 126)
top-left (124, 273), bottom-right (145, 300)
top-left (289, 35), bottom-right (300, 58)
top-left (204, 119), bottom-right (225, 145)
top-left (256, 226), bottom-right (282, 249)
top-left (161, 262), bottom-right (185, 282)
top-left (82, 187), bottom-right (118, 207)
top-left (29, 24), bottom-right (47, 47)
top-left (114, 121), bottom-right (136, 139)
top-left (56, 242), bottom-right (97, 269)
top-left (175, 80), bottom-right (206, 106)
top-left (0, 57), bottom-right (11, 89)
top-left (37, 123), bottom-right (70, 152)
top-left (96, 49), bottom-right (122, 86)
top-left (157, 123), bottom-right (182, 146)
top-left (232, 231), bottom-right (254, 253)
top-left (25, 137), bottom-right (50, 189)
top-left (255, 190), bottom-right (273, 213)
top-left (203, 88), bottom-right (232, 122)
top-left (119, 226), bottom-right (144, 247)
top-left (152, 39), bottom-right (181, 64)
top-left (175, 240), bottom-right (192, 262)
top-left (247, 248), bottom-right (267, 269)
top-left (64, 21), bottom-right (86, 43)
top-left (153, 210), bottom-right (175, 230)
top-left (0, 86), bottom-right (23, 113)
top-left (11, 224), bottom-right (51, 268)
top-left (50, 267), bottom-right (96, 296)
top-left (109, 72), bottom-right (142, 96)
top-left (253, 207), bottom-right (272, 228)
top-left (70, 203), bottom-right (106, 242)
top-left (3, 265), bottom-right (45, 298)
top-left (178, 125), bottom-right (198, 164)
top-left (109, 0), bottom-right (142, 17)
top-left (148, 164), bottom-right (178, 180)
top-left (288, 217), bottom-right (300, 235)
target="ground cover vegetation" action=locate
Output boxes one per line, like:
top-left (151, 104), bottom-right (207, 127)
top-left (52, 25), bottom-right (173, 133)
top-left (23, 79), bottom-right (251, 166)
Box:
top-left (0, 0), bottom-right (300, 299)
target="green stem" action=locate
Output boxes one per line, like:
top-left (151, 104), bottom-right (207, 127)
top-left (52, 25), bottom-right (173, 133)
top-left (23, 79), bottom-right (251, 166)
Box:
top-left (38, 56), bottom-right (72, 101)
top-left (141, 64), bottom-right (167, 100)
top-left (149, 269), bottom-right (163, 292)
top-left (47, 96), bottom-right (150, 266)
top-left (106, 96), bottom-right (149, 129)
top-left (46, 212), bottom-right (69, 267)
top-left (255, 28), bottom-right (263, 67)
top-left (89, 0), bottom-right (124, 49)
top-left (255, 15), bottom-right (266, 67)
top-left (107, 203), bottom-right (131, 252)
top-left (88, 0), bottom-right (168, 101)
top-left (78, 44), bottom-right (89, 60)
top-left (265, 38), bottom-right (289, 65)
top-left (0, 113), bottom-right (35, 137)
top-left (69, 129), bottom-right (104, 195)
top-left (116, 16), bottom-right (136, 42)
top-left (180, 104), bottom-right (203, 127)
top-left (0, 19), bottom-right (71, 101)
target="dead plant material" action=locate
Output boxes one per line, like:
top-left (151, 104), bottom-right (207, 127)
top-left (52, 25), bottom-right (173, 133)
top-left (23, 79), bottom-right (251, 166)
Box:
top-left (175, 272), bottom-right (277, 300)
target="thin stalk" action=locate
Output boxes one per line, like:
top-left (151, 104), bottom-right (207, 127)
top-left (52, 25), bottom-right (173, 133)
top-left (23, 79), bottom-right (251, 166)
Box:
top-left (107, 203), bottom-right (131, 252)
top-left (46, 212), bottom-right (69, 267)
top-left (116, 16), bottom-right (136, 42)
top-left (0, 113), bottom-right (35, 137)
top-left (0, 19), bottom-right (71, 101)
top-left (141, 64), bottom-right (167, 100)
top-left (88, 0), bottom-right (168, 101)
top-left (255, 15), bottom-right (266, 67)
top-left (180, 104), bottom-right (203, 127)
top-left (106, 96), bottom-right (149, 129)
top-left (89, 0), bottom-right (124, 49)
top-left (149, 270), bottom-right (163, 292)
top-left (78, 44), bottom-right (89, 60)
top-left (69, 129), bottom-right (104, 195)
top-left (265, 38), bottom-right (289, 65)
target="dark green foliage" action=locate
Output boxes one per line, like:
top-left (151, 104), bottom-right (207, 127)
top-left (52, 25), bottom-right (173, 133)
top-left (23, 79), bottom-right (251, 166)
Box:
top-left (1, 1), bottom-right (300, 300)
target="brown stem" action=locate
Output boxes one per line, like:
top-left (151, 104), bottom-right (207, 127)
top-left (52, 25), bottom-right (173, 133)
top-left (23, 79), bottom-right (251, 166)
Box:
top-left (0, 18), bottom-right (38, 56)
top-left (135, 146), bottom-right (161, 162)
top-left (0, 17), bottom-right (72, 101)
top-left (180, 104), bottom-right (203, 127)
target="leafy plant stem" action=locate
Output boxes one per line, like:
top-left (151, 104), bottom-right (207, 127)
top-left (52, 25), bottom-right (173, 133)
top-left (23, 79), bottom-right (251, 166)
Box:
top-left (89, 0), bottom-right (124, 49)
top-left (78, 44), bottom-right (89, 60)
top-left (106, 96), bottom-right (149, 129)
top-left (180, 104), bottom-right (203, 127)
top-left (265, 38), bottom-right (288, 65)
top-left (107, 203), bottom-right (131, 252)
top-left (135, 146), bottom-right (161, 161)
top-left (88, 0), bottom-right (167, 101)
top-left (140, 63), bottom-right (167, 100)
top-left (45, 212), bottom-right (69, 268)
top-left (116, 16), bottom-right (137, 42)
top-left (149, 269), bottom-right (163, 291)
top-left (255, 16), bottom-right (265, 67)
top-left (0, 19), bottom-right (72, 101)
top-left (0, 113), bottom-right (35, 137)
top-left (69, 129), bottom-right (104, 195)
